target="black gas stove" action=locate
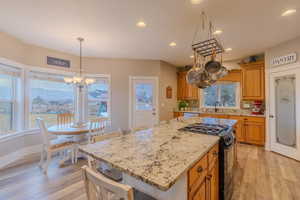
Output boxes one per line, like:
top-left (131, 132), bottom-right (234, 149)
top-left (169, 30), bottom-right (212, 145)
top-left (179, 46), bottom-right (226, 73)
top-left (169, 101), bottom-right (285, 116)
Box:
top-left (178, 122), bottom-right (234, 147)
top-left (178, 121), bottom-right (236, 200)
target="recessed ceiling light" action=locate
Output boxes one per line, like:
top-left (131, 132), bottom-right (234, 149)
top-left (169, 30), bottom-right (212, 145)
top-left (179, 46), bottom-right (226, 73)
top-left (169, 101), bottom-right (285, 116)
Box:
top-left (225, 48), bottom-right (232, 52)
top-left (136, 21), bottom-right (146, 28)
top-left (281, 9), bottom-right (296, 17)
top-left (169, 42), bottom-right (177, 47)
top-left (190, 0), bottom-right (202, 5)
top-left (213, 30), bottom-right (223, 35)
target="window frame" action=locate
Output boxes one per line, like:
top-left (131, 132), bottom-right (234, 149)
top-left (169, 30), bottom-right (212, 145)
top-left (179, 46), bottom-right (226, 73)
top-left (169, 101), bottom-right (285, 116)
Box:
top-left (0, 66), bottom-right (21, 134)
top-left (27, 69), bottom-right (77, 129)
top-left (200, 81), bottom-right (240, 109)
top-left (83, 74), bottom-right (111, 125)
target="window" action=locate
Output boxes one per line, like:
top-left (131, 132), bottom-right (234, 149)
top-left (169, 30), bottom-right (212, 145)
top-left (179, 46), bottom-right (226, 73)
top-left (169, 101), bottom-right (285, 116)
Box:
top-left (0, 65), bottom-right (20, 135)
top-left (87, 77), bottom-right (110, 120)
top-left (135, 83), bottom-right (153, 111)
top-left (202, 82), bottom-right (240, 108)
top-left (29, 71), bottom-right (75, 128)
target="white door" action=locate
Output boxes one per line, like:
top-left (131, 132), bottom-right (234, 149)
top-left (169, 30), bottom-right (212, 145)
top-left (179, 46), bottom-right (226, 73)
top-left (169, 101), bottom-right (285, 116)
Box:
top-left (269, 66), bottom-right (300, 160)
top-left (130, 77), bottom-right (158, 129)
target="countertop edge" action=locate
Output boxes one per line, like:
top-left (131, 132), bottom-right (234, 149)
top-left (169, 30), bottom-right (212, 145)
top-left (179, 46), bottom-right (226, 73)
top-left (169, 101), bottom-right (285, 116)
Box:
top-left (174, 110), bottom-right (265, 118)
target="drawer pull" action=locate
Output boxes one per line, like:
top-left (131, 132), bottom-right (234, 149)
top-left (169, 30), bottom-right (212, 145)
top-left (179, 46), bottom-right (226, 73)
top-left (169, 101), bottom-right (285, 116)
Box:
top-left (213, 151), bottom-right (218, 156)
top-left (197, 166), bottom-right (203, 173)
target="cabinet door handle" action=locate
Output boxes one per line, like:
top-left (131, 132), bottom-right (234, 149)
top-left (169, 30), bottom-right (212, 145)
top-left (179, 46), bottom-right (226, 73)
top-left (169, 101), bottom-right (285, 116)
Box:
top-left (213, 151), bottom-right (218, 156)
top-left (197, 166), bottom-right (203, 173)
top-left (206, 175), bottom-right (212, 200)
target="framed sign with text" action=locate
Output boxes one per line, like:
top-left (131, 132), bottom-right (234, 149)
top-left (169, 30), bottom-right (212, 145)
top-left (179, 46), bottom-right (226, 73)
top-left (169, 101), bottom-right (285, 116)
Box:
top-left (47, 56), bottom-right (70, 68)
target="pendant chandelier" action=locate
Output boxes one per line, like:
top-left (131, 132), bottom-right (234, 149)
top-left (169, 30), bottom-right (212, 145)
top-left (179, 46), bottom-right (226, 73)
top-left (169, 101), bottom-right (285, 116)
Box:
top-left (64, 37), bottom-right (95, 88)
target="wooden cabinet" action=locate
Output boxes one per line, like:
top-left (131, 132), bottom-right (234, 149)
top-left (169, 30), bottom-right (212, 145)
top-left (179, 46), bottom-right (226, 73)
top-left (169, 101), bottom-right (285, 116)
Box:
top-left (244, 119), bottom-right (265, 145)
top-left (229, 116), bottom-right (246, 142)
top-left (208, 160), bottom-right (219, 200)
top-left (241, 61), bottom-right (265, 100)
top-left (174, 112), bottom-right (184, 118)
top-left (191, 181), bottom-right (206, 200)
top-left (230, 115), bottom-right (265, 145)
top-left (177, 72), bottom-right (199, 100)
top-left (218, 69), bottom-right (241, 82)
top-left (188, 144), bottom-right (219, 200)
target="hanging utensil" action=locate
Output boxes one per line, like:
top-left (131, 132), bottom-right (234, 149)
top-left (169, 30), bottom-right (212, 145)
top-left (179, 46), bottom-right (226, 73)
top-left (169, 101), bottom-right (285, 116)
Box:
top-left (187, 52), bottom-right (202, 85)
top-left (205, 48), bottom-right (222, 73)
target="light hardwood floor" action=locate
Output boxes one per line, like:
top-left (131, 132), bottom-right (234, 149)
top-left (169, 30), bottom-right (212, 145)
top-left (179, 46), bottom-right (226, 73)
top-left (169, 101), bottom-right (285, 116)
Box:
top-left (0, 144), bottom-right (300, 200)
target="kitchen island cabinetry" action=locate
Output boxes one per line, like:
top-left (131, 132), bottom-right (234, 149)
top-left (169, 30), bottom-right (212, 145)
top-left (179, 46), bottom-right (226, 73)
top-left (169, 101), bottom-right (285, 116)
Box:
top-left (79, 118), bottom-right (239, 200)
top-left (188, 144), bottom-right (219, 200)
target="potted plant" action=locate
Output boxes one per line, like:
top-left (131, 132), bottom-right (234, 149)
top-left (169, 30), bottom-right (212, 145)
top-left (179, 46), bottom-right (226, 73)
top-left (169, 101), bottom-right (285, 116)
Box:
top-left (178, 101), bottom-right (189, 111)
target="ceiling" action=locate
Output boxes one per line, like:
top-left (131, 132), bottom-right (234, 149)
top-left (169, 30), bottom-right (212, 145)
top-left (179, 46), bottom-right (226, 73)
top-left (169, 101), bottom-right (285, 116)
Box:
top-left (0, 0), bottom-right (299, 66)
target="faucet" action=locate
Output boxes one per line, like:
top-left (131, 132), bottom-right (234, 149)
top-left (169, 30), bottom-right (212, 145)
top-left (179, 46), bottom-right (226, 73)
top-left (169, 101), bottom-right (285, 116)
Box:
top-left (214, 101), bottom-right (220, 112)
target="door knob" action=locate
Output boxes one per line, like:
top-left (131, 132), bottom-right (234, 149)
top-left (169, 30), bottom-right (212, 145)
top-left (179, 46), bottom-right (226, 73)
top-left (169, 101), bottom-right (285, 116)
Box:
top-left (269, 115), bottom-right (274, 118)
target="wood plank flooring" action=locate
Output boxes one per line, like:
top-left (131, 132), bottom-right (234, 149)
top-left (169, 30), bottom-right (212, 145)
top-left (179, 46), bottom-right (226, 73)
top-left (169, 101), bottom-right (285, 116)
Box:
top-left (0, 144), bottom-right (300, 200)
top-left (232, 144), bottom-right (300, 200)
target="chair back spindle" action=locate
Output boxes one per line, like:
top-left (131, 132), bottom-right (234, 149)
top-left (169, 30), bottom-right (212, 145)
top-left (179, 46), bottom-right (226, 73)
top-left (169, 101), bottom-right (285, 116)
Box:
top-left (82, 165), bottom-right (134, 200)
top-left (57, 113), bottom-right (74, 127)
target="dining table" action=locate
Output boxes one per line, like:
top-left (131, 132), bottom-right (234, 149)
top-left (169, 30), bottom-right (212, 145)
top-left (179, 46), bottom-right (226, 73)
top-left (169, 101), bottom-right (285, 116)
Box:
top-left (47, 123), bottom-right (91, 136)
top-left (47, 123), bottom-right (91, 165)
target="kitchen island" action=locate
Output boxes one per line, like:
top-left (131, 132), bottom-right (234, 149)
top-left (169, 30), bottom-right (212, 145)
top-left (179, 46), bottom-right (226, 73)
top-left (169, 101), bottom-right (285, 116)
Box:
top-left (79, 118), bottom-right (237, 200)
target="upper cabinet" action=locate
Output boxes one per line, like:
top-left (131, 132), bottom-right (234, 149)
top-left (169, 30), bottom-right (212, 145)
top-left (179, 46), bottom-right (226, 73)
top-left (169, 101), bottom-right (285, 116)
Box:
top-left (218, 69), bottom-right (241, 82)
top-left (240, 61), bottom-right (265, 100)
top-left (177, 71), bottom-right (199, 100)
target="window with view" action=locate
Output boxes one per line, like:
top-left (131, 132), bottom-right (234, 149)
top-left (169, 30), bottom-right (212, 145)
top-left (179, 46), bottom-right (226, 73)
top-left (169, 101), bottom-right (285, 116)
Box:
top-left (0, 65), bottom-right (20, 135)
top-left (202, 82), bottom-right (240, 108)
top-left (87, 78), bottom-right (110, 120)
top-left (29, 71), bottom-right (75, 128)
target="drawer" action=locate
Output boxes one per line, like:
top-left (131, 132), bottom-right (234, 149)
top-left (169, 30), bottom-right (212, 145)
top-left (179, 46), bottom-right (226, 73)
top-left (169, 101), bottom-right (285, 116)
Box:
top-left (243, 116), bottom-right (265, 123)
top-left (188, 154), bottom-right (208, 189)
top-left (208, 144), bottom-right (219, 170)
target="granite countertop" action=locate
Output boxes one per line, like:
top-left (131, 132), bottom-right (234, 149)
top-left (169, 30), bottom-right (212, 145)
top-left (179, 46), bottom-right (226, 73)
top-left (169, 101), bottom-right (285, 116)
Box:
top-left (174, 110), bottom-right (265, 118)
top-left (79, 118), bottom-right (236, 191)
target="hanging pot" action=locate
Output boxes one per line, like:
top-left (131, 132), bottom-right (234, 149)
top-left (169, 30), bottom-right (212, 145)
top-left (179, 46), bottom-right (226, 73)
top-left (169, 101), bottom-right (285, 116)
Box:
top-left (187, 53), bottom-right (204, 84)
top-left (205, 49), bottom-right (221, 73)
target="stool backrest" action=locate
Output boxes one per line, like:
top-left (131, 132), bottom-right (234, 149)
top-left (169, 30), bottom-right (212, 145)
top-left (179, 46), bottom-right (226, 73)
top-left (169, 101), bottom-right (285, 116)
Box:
top-left (82, 165), bottom-right (134, 200)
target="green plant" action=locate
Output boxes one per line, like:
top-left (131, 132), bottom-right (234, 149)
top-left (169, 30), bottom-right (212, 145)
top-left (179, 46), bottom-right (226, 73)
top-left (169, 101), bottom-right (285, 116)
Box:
top-left (178, 101), bottom-right (188, 110)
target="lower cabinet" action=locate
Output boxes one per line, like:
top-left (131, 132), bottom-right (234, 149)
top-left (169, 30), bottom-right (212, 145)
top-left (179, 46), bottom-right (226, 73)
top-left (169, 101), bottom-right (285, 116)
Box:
top-left (188, 144), bottom-right (219, 200)
top-left (244, 121), bottom-right (265, 145)
top-left (174, 112), bottom-right (184, 118)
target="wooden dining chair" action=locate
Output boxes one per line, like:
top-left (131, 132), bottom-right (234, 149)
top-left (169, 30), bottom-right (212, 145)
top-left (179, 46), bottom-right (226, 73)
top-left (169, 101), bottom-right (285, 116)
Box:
top-left (57, 113), bottom-right (74, 127)
top-left (88, 117), bottom-right (110, 143)
top-left (82, 165), bottom-right (157, 200)
top-left (36, 118), bottom-right (76, 174)
top-left (88, 129), bottom-right (123, 182)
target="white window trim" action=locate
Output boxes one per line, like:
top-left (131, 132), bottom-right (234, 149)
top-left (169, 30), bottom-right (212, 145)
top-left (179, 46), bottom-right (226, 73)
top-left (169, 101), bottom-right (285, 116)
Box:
top-left (200, 81), bottom-right (240, 109)
top-left (83, 74), bottom-right (112, 127)
top-left (25, 66), bottom-right (76, 130)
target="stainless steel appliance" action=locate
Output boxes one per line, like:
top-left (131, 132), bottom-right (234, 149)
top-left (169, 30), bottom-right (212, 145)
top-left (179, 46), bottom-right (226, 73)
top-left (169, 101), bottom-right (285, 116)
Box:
top-left (179, 122), bottom-right (235, 200)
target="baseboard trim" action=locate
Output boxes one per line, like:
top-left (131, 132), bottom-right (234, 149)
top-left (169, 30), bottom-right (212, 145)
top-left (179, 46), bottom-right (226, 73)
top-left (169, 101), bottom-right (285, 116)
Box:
top-left (0, 144), bottom-right (41, 170)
